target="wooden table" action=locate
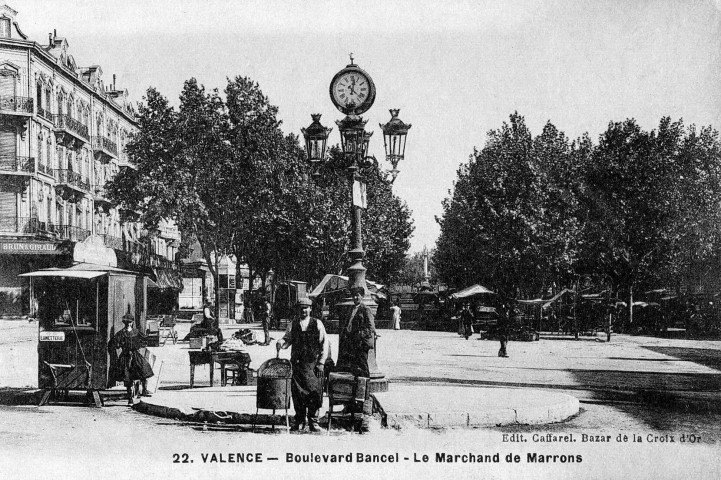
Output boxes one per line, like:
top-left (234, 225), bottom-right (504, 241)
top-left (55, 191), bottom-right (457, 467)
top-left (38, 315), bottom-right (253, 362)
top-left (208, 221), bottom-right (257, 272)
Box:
top-left (189, 351), bottom-right (251, 388)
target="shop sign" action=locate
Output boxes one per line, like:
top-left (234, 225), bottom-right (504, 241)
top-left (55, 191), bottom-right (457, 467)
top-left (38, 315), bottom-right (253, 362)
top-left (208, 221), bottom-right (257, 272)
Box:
top-left (0, 241), bottom-right (62, 255)
top-left (39, 331), bottom-right (65, 342)
top-left (73, 235), bottom-right (117, 267)
top-left (158, 219), bottom-right (181, 241)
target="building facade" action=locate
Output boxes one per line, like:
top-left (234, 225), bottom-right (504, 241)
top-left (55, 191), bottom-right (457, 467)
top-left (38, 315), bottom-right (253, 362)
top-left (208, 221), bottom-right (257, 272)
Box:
top-left (0, 5), bottom-right (180, 316)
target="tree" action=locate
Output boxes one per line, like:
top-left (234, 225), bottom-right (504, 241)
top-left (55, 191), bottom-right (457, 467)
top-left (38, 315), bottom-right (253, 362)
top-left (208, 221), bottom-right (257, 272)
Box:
top-left (579, 118), bottom-right (721, 316)
top-left (434, 113), bottom-right (580, 298)
top-left (106, 80), bottom-right (236, 317)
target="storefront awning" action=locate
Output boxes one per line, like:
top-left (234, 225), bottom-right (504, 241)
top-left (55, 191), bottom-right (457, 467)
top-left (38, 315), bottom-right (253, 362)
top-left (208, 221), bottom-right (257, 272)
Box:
top-left (152, 268), bottom-right (183, 290)
top-left (19, 263), bottom-right (137, 280)
top-left (19, 269), bottom-right (106, 279)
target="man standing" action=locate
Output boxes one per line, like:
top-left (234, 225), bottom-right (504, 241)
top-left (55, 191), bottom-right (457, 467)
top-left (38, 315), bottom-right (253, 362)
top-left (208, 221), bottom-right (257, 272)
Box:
top-left (461, 303), bottom-right (474, 340)
top-left (276, 297), bottom-right (328, 432)
top-left (497, 303), bottom-right (510, 357)
top-left (335, 286), bottom-right (377, 433)
top-left (259, 296), bottom-right (272, 345)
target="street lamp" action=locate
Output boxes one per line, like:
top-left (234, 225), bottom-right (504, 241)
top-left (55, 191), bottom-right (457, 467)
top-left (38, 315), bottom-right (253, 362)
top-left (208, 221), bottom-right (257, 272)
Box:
top-left (380, 109), bottom-right (412, 183)
top-left (301, 59), bottom-right (411, 393)
top-left (300, 114), bottom-right (332, 178)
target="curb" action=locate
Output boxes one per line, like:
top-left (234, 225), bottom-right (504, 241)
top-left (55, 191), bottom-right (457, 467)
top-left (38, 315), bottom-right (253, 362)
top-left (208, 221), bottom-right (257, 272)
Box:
top-left (0, 388), bottom-right (43, 406)
top-left (383, 395), bottom-right (580, 430)
top-left (134, 400), bottom-right (291, 426)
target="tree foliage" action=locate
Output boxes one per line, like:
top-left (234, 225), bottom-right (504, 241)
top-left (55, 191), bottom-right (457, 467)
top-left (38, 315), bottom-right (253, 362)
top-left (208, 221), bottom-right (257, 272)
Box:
top-left (434, 113), bottom-right (721, 302)
top-left (108, 76), bottom-right (414, 302)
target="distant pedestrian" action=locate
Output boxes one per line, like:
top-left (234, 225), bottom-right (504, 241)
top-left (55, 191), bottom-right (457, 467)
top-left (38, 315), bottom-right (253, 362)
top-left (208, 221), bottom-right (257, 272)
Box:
top-left (461, 303), bottom-right (474, 340)
top-left (390, 302), bottom-right (402, 330)
top-left (259, 296), bottom-right (272, 345)
top-left (497, 303), bottom-right (510, 357)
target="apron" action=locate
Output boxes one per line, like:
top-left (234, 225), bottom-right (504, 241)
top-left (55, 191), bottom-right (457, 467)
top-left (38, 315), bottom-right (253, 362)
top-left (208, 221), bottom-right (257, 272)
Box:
top-left (290, 320), bottom-right (323, 411)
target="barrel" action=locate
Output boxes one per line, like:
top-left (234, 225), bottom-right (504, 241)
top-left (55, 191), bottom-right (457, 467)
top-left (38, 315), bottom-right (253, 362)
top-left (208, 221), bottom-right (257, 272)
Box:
top-left (256, 358), bottom-right (292, 410)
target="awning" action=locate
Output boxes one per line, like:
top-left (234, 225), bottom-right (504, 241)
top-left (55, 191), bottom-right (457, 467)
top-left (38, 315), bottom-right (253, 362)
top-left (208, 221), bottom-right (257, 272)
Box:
top-left (19, 263), bottom-right (136, 279)
top-left (19, 269), bottom-right (106, 279)
top-left (450, 284), bottom-right (495, 299)
top-left (308, 274), bottom-right (385, 299)
top-left (152, 268), bottom-right (184, 290)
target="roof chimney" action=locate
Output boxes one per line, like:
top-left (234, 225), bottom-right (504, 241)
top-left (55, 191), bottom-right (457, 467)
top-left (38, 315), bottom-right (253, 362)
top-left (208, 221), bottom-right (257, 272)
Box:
top-left (113, 74), bottom-right (116, 90)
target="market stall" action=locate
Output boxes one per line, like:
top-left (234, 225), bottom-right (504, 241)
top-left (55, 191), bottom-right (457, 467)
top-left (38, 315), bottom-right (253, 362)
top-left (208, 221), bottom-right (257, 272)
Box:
top-left (20, 262), bottom-right (147, 406)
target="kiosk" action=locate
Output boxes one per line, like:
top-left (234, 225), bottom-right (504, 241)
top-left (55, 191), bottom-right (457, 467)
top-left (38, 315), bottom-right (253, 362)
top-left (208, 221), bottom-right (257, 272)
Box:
top-left (20, 236), bottom-right (148, 407)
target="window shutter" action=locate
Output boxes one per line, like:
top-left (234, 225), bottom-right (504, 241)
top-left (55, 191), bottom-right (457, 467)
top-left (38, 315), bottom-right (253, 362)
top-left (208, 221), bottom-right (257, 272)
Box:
top-left (0, 126), bottom-right (16, 169)
top-left (0, 74), bottom-right (15, 97)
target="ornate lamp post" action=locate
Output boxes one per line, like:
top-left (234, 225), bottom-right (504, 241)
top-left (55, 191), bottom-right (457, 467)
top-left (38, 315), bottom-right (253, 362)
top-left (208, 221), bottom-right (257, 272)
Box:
top-left (302, 58), bottom-right (411, 393)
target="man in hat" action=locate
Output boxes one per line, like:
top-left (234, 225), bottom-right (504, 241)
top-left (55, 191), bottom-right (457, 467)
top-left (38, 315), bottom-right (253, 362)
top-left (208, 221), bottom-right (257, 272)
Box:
top-left (112, 313), bottom-right (154, 405)
top-left (335, 286), bottom-right (377, 433)
top-left (276, 297), bottom-right (329, 432)
top-left (258, 296), bottom-right (272, 345)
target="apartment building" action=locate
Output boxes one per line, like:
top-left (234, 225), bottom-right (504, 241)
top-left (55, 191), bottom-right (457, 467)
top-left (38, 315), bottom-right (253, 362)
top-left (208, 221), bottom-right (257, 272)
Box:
top-left (0, 5), bottom-right (181, 316)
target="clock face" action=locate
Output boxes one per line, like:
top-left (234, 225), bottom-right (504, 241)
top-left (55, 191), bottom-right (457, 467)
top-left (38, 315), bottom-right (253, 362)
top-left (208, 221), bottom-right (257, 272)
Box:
top-left (330, 66), bottom-right (376, 115)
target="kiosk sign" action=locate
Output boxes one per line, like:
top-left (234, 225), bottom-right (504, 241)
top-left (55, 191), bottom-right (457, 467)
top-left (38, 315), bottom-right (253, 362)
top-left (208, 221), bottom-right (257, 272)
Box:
top-left (39, 331), bottom-right (65, 342)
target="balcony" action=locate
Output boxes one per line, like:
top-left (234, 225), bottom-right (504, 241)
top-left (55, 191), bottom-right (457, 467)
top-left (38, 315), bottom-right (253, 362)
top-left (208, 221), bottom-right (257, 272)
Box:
top-left (41, 223), bottom-right (91, 242)
top-left (53, 114), bottom-right (89, 149)
top-left (92, 136), bottom-right (118, 163)
top-left (0, 156), bottom-right (35, 176)
top-left (0, 95), bottom-right (33, 116)
top-left (100, 233), bottom-right (123, 250)
top-left (0, 216), bottom-right (39, 234)
top-left (36, 161), bottom-right (51, 177)
top-left (93, 185), bottom-right (114, 210)
top-left (118, 153), bottom-right (136, 170)
top-left (54, 168), bottom-right (89, 201)
top-left (37, 107), bottom-right (53, 123)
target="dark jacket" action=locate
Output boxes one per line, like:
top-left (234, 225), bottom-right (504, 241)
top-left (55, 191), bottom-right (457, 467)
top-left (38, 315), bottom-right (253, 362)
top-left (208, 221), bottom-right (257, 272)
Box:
top-left (336, 302), bottom-right (376, 377)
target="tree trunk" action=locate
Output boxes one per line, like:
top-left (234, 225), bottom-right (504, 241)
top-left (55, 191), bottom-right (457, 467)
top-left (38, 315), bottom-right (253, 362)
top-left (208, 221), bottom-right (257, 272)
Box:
top-left (629, 285), bottom-right (634, 328)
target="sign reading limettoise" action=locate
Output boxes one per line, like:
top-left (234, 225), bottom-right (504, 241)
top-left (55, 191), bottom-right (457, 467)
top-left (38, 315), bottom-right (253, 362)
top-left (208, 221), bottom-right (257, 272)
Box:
top-left (0, 241), bottom-right (63, 254)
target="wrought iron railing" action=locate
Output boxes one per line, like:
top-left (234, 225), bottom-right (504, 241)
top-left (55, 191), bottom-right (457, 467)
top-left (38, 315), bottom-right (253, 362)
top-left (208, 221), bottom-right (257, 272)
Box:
top-left (0, 156), bottom-right (34, 173)
top-left (92, 136), bottom-right (118, 156)
top-left (62, 225), bottom-right (91, 242)
top-left (54, 168), bottom-right (90, 191)
top-left (0, 95), bottom-right (33, 114)
top-left (0, 216), bottom-right (38, 233)
top-left (100, 234), bottom-right (123, 250)
top-left (53, 114), bottom-right (89, 140)
top-left (37, 161), bottom-right (49, 175)
top-left (37, 107), bottom-right (52, 121)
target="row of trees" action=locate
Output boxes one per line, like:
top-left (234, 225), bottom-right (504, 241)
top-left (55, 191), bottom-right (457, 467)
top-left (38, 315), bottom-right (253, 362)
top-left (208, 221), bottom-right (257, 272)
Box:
top-left (435, 113), bottom-right (721, 308)
top-left (107, 77), bottom-right (413, 313)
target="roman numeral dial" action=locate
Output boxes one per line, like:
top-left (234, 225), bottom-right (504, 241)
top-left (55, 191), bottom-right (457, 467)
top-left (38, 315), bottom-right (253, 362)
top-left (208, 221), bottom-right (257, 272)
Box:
top-left (329, 63), bottom-right (376, 115)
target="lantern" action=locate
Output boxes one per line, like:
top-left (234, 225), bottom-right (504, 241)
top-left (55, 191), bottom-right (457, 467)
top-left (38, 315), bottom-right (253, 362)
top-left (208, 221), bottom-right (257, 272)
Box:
top-left (301, 114), bottom-right (331, 177)
top-left (380, 109), bottom-right (411, 179)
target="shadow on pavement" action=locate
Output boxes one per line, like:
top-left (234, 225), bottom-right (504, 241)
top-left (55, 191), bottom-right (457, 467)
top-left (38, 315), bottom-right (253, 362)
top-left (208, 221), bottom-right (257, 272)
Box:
top-left (641, 346), bottom-right (721, 371)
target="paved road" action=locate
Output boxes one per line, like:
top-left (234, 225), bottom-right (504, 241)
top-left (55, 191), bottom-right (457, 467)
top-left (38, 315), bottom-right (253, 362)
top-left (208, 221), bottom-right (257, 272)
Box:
top-left (1, 320), bottom-right (720, 479)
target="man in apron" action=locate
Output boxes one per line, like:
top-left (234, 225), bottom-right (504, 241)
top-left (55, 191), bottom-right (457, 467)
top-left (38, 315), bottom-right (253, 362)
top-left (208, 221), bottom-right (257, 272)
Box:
top-left (276, 297), bottom-right (329, 432)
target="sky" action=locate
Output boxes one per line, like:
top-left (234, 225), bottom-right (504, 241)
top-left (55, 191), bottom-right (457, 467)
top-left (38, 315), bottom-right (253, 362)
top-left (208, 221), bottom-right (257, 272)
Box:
top-left (14, 0), bottom-right (721, 253)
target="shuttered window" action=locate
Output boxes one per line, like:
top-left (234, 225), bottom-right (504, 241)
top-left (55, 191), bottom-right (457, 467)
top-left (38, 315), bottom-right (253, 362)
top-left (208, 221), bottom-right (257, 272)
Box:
top-left (0, 73), bottom-right (15, 97)
top-left (0, 189), bottom-right (16, 228)
top-left (0, 126), bottom-right (16, 170)
top-left (0, 19), bottom-right (10, 38)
